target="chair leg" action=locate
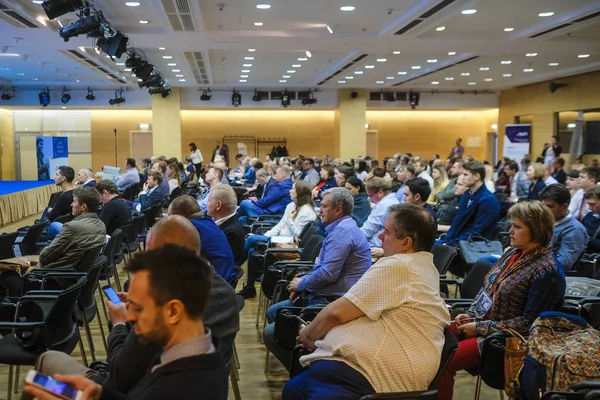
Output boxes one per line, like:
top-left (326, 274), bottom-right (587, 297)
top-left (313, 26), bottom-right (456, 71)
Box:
top-left (229, 362), bottom-right (242, 400)
top-left (499, 390), bottom-right (505, 400)
top-left (473, 375), bottom-right (482, 400)
top-left (264, 348), bottom-right (271, 373)
top-left (255, 289), bottom-right (263, 327)
top-left (13, 365), bottom-right (20, 394)
top-left (83, 318), bottom-right (96, 362)
top-left (77, 325), bottom-right (89, 367)
top-left (262, 298), bottom-right (271, 330)
top-left (96, 309), bottom-right (109, 353)
top-left (8, 364), bottom-right (13, 400)
top-left (233, 342), bottom-right (240, 369)
top-left (98, 289), bottom-right (109, 323)
top-left (113, 268), bottom-right (122, 292)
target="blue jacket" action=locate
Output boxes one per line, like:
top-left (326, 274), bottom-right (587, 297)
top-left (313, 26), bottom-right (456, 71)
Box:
top-left (442, 184), bottom-right (500, 246)
top-left (261, 177), bottom-right (276, 199)
top-left (316, 178), bottom-right (337, 200)
top-left (190, 216), bottom-right (236, 282)
top-left (242, 165), bottom-right (256, 184)
top-left (252, 178), bottom-right (293, 215)
top-left (528, 179), bottom-right (546, 201)
top-left (138, 186), bottom-right (165, 210)
top-left (552, 215), bottom-right (588, 271)
top-left (352, 192), bottom-right (371, 227)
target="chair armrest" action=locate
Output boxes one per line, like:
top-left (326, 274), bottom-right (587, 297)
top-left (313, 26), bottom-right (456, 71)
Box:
top-left (272, 261), bottom-right (314, 268)
top-left (28, 268), bottom-right (78, 275)
top-left (360, 390), bottom-right (438, 400)
top-left (0, 321), bottom-right (45, 331)
top-left (35, 241), bottom-right (51, 248)
top-left (571, 381), bottom-right (600, 391)
top-left (39, 272), bottom-right (86, 279)
top-left (439, 278), bottom-right (462, 286)
top-left (266, 248), bottom-right (302, 255)
top-left (22, 290), bottom-right (62, 296)
top-left (18, 294), bottom-right (61, 303)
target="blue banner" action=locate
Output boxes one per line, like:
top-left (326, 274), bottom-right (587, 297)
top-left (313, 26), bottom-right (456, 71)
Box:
top-left (36, 136), bottom-right (69, 181)
top-left (503, 124), bottom-right (531, 163)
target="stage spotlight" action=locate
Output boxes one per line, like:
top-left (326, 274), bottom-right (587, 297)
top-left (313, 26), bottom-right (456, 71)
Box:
top-left (281, 89), bottom-right (291, 108)
top-left (409, 91), bottom-right (420, 110)
top-left (232, 89), bottom-right (241, 107)
top-left (148, 83), bottom-right (171, 98)
top-left (1, 87), bottom-right (15, 101)
top-left (383, 92), bottom-right (395, 102)
top-left (39, 89), bottom-right (51, 107)
top-left (61, 87), bottom-right (71, 104)
top-left (138, 74), bottom-right (163, 88)
top-left (42, 0), bottom-right (83, 20)
top-left (125, 55), bottom-right (143, 69)
top-left (85, 88), bottom-right (95, 101)
top-left (301, 89), bottom-right (317, 106)
top-left (252, 89), bottom-right (262, 102)
top-left (58, 9), bottom-right (101, 42)
top-left (97, 31), bottom-right (128, 58)
top-left (109, 88), bottom-right (125, 105)
top-left (133, 63), bottom-right (154, 81)
top-left (200, 90), bottom-right (212, 101)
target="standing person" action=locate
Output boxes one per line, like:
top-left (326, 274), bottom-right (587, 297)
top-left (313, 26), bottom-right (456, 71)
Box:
top-left (189, 142), bottom-right (203, 178)
top-left (448, 138), bottom-right (464, 159)
top-left (212, 141), bottom-right (229, 167)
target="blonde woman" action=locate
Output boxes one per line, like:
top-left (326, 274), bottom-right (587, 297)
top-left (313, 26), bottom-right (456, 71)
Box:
top-left (484, 164), bottom-right (496, 193)
top-left (527, 162), bottom-right (547, 200)
top-left (167, 163), bottom-right (183, 194)
top-left (428, 164), bottom-right (449, 204)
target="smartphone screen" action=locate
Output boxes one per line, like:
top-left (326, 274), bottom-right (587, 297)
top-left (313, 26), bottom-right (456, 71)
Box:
top-left (102, 286), bottom-right (122, 305)
top-left (32, 372), bottom-right (79, 400)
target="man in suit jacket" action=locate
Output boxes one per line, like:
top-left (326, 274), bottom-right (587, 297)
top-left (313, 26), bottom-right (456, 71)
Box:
top-left (129, 171), bottom-right (164, 213)
top-left (207, 184), bottom-right (246, 266)
top-left (212, 141), bottom-right (230, 167)
top-left (76, 168), bottom-right (97, 187)
top-left (237, 165), bottom-right (294, 219)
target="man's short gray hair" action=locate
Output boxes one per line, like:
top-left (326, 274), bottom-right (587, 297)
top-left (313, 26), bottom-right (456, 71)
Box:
top-left (323, 187), bottom-right (354, 216)
top-left (209, 184), bottom-right (237, 211)
top-left (256, 168), bottom-right (269, 178)
top-left (277, 165), bottom-right (292, 178)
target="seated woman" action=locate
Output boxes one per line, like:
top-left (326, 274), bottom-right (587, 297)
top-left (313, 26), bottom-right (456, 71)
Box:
top-left (311, 165), bottom-right (337, 201)
top-left (344, 177), bottom-right (371, 228)
top-left (167, 163), bottom-right (182, 195)
top-left (527, 162), bottom-right (547, 200)
top-left (428, 164), bottom-right (449, 204)
top-left (238, 180), bottom-right (318, 299)
top-left (438, 200), bottom-right (566, 400)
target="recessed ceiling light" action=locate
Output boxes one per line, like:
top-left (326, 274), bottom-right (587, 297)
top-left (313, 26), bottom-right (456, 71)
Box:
top-left (484, 78), bottom-right (493, 82)
top-left (376, 81), bottom-right (384, 84)
top-left (548, 62), bottom-right (559, 66)
top-left (523, 68), bottom-right (534, 72)
top-left (578, 54), bottom-right (590, 58)
top-left (397, 71), bottom-right (407, 75)
top-left (172, 69), bottom-right (180, 72)
top-left (124, 68), bottom-right (132, 71)
top-left (298, 57), bottom-right (308, 61)
top-left (176, 74), bottom-right (184, 77)
top-left (327, 25), bottom-right (333, 34)
top-left (479, 67), bottom-right (490, 71)
top-left (292, 64), bottom-right (301, 68)
top-left (411, 66), bottom-right (421, 70)
top-left (501, 60), bottom-right (512, 64)
top-left (503, 73), bottom-right (513, 77)
top-left (461, 9), bottom-right (477, 15)
top-left (116, 62), bottom-right (125, 66)
top-left (243, 64), bottom-right (253, 67)
top-left (256, 4), bottom-right (271, 9)
top-left (338, 80), bottom-right (346, 83)
top-left (445, 77), bottom-right (454, 81)
top-left (125, 1), bottom-right (140, 6)
top-left (431, 81), bottom-right (440, 85)
top-left (282, 75), bottom-right (291, 78)
top-left (447, 51), bottom-right (456, 56)
top-left (345, 76), bottom-right (354, 79)
top-left (162, 55), bottom-right (173, 59)
top-left (427, 59), bottom-right (438, 63)
top-left (504, 27), bottom-right (514, 32)
top-left (340, 6), bottom-right (355, 11)
top-left (245, 57), bottom-right (254, 60)
top-left (279, 79), bottom-right (287, 82)
top-left (240, 75), bottom-right (249, 78)
top-left (179, 79), bottom-right (186, 82)
top-left (158, 47), bottom-right (166, 50)
top-left (139, 20), bottom-right (149, 24)
top-left (539, 11), bottom-right (554, 17)
top-left (75, 79), bottom-right (80, 82)
top-left (241, 69), bottom-right (250, 73)
top-left (254, 22), bottom-right (263, 26)
top-left (305, 50), bottom-right (312, 58)
top-left (376, 58), bottom-right (387, 62)
top-left (567, 123), bottom-right (576, 128)
top-left (287, 70), bottom-right (296, 73)
top-left (393, 51), bottom-right (401, 55)
top-left (248, 49), bottom-right (256, 52)
top-left (461, 72), bottom-right (470, 76)
top-left (105, 55), bottom-right (111, 58)
top-left (526, 52), bottom-right (538, 57)
top-left (32, 77), bottom-right (38, 80)
top-left (239, 79), bottom-right (247, 82)
top-left (32, 0), bottom-right (43, 3)
top-left (468, 82), bottom-right (476, 85)
top-left (386, 76), bottom-right (394, 79)
top-left (436, 26), bottom-right (446, 31)
top-left (354, 71), bottom-right (364, 74)
top-left (62, 106), bottom-right (66, 109)
top-left (17, 73), bottom-right (25, 76)
top-left (365, 65), bottom-right (375, 69)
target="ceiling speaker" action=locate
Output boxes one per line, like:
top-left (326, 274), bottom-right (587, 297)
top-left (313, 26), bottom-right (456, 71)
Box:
top-left (549, 82), bottom-right (568, 93)
top-left (351, 91), bottom-right (358, 99)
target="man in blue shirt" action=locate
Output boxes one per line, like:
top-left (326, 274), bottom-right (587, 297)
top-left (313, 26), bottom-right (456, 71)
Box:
top-left (539, 184), bottom-right (588, 272)
top-left (435, 161), bottom-right (500, 247)
top-left (361, 177), bottom-right (400, 247)
top-left (116, 158), bottom-right (140, 191)
top-left (238, 165), bottom-right (293, 219)
top-left (583, 186), bottom-right (600, 253)
top-left (197, 167), bottom-right (222, 213)
top-left (168, 195), bottom-right (236, 283)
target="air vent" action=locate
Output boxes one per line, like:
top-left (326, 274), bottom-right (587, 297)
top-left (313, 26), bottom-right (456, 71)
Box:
top-left (61, 50), bottom-right (128, 84)
top-left (395, 0), bottom-right (456, 35)
top-left (317, 54), bottom-right (369, 85)
top-left (0, 1), bottom-right (39, 28)
top-left (529, 10), bottom-right (600, 38)
top-left (530, 23), bottom-right (572, 38)
top-left (185, 52), bottom-right (209, 85)
top-left (573, 10), bottom-right (600, 23)
top-left (393, 56), bottom-right (479, 86)
top-left (161, 0), bottom-right (195, 31)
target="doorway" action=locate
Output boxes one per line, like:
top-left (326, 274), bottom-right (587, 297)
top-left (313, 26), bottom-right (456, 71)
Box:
top-left (15, 132), bottom-right (40, 180)
top-left (486, 132), bottom-right (498, 165)
top-left (366, 131), bottom-right (378, 160)
top-left (131, 131), bottom-right (153, 162)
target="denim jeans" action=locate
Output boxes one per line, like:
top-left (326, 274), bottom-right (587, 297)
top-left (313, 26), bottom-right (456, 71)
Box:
top-left (238, 199), bottom-right (262, 218)
top-left (47, 222), bottom-right (63, 240)
top-left (243, 234), bottom-right (269, 278)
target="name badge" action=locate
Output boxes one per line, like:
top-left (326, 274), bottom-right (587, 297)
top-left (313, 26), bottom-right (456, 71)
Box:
top-left (473, 292), bottom-right (493, 319)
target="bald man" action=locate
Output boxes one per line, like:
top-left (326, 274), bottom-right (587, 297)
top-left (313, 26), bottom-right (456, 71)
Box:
top-left (76, 168), bottom-right (97, 187)
top-left (22, 216), bottom-right (240, 399)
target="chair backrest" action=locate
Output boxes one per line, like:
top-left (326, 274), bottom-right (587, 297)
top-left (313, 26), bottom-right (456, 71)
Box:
top-left (133, 213), bottom-right (147, 236)
top-left (43, 276), bottom-right (86, 349)
top-left (103, 228), bottom-right (125, 261)
top-left (143, 203), bottom-right (162, 229)
top-left (229, 265), bottom-right (244, 289)
top-left (431, 245), bottom-right (458, 275)
top-left (0, 231), bottom-right (19, 260)
top-left (122, 182), bottom-right (140, 201)
top-left (461, 261), bottom-right (494, 299)
top-left (54, 213), bottom-right (74, 224)
top-left (428, 326), bottom-right (459, 389)
top-left (299, 235), bottom-right (325, 262)
top-left (297, 221), bottom-right (315, 241)
top-left (299, 226), bottom-right (319, 248)
top-left (170, 186), bottom-right (183, 201)
top-left (21, 222), bottom-right (48, 256)
top-left (78, 256), bottom-right (106, 313)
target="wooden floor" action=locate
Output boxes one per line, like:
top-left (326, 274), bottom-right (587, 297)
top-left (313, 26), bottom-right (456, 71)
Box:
top-left (0, 215), bottom-right (499, 400)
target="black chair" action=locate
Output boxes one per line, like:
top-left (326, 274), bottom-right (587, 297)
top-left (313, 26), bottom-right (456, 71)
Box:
top-left (0, 232), bottom-right (19, 260)
top-left (54, 213), bottom-right (74, 224)
top-left (100, 228), bottom-right (125, 292)
top-left (113, 223), bottom-right (130, 267)
top-left (122, 182), bottom-right (140, 201)
top-left (359, 326), bottom-right (459, 400)
top-left (441, 261), bottom-right (494, 301)
top-left (432, 244), bottom-right (458, 276)
top-left (0, 276), bottom-right (86, 400)
top-left (229, 266), bottom-right (244, 290)
top-left (18, 222), bottom-right (47, 256)
top-left (142, 203), bottom-right (162, 231)
top-left (122, 214), bottom-right (146, 262)
top-left (170, 186), bottom-right (183, 202)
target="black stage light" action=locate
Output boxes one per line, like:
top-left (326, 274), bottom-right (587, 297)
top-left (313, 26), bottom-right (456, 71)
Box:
top-left (39, 90), bottom-right (51, 107)
top-left (61, 87), bottom-right (71, 104)
top-left (125, 56), bottom-right (143, 69)
top-left (1, 87), bottom-right (15, 101)
top-left (149, 84), bottom-right (171, 98)
top-left (85, 88), bottom-right (95, 101)
top-left (281, 89), bottom-right (291, 108)
top-left (98, 31), bottom-right (128, 58)
top-left (301, 89), bottom-right (317, 106)
top-left (252, 89), bottom-right (261, 102)
top-left (133, 63), bottom-right (154, 81)
top-left (138, 74), bottom-right (163, 89)
top-left (409, 91), bottom-right (420, 110)
top-left (59, 12), bottom-right (101, 42)
top-left (42, 0), bottom-right (83, 20)
top-left (200, 90), bottom-right (212, 101)
top-left (109, 88), bottom-right (125, 105)
top-left (232, 89), bottom-right (241, 107)
top-left (383, 92), bottom-right (395, 102)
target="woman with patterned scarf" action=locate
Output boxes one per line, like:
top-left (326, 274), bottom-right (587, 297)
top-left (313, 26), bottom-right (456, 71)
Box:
top-left (439, 201), bottom-right (566, 400)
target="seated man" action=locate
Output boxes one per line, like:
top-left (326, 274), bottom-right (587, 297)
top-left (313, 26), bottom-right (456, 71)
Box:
top-left (24, 244), bottom-right (229, 400)
top-left (435, 161), bottom-right (500, 247)
top-left (263, 188), bottom-right (371, 367)
top-left (437, 176), bottom-right (469, 232)
top-left (206, 183), bottom-right (245, 266)
top-left (76, 168), bottom-right (96, 187)
top-left (129, 171), bottom-right (164, 213)
top-left (238, 165), bottom-right (294, 220)
top-left (582, 186), bottom-right (600, 253)
top-left (168, 195), bottom-right (236, 283)
top-left (395, 164), bottom-right (415, 203)
top-left (283, 204), bottom-right (449, 400)
top-left (97, 179), bottom-right (132, 236)
top-left (539, 184), bottom-right (588, 271)
top-left (116, 158), bottom-right (140, 191)
top-left (197, 166), bottom-right (222, 213)
top-left (23, 216), bottom-right (239, 399)
top-left (360, 177), bottom-right (400, 247)
top-left (402, 177), bottom-right (435, 217)
top-left (43, 166), bottom-right (76, 222)
top-left (150, 160), bottom-right (170, 196)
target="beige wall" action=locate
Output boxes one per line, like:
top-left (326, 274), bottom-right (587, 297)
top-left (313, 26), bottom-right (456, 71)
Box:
top-left (0, 109), bottom-right (14, 180)
top-left (366, 109), bottom-right (498, 161)
top-left (498, 70), bottom-right (600, 161)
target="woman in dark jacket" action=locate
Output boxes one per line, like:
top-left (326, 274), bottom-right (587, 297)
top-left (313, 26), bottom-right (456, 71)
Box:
top-left (345, 176), bottom-right (371, 227)
top-left (527, 162), bottom-right (547, 200)
top-left (312, 165), bottom-right (337, 200)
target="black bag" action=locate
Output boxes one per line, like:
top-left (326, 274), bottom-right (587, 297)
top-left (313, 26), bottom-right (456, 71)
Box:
top-left (479, 332), bottom-right (509, 390)
top-left (459, 234), bottom-right (503, 267)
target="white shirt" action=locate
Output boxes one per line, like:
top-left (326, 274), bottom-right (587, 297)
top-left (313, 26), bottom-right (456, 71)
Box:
top-left (544, 175), bottom-right (559, 186)
top-left (264, 203), bottom-right (318, 238)
top-left (300, 252), bottom-right (449, 393)
top-left (569, 188), bottom-right (589, 220)
top-left (357, 171), bottom-right (369, 182)
top-left (360, 192), bottom-right (400, 247)
top-left (485, 181), bottom-right (495, 193)
top-left (215, 212), bottom-right (237, 227)
top-left (191, 149), bottom-right (203, 164)
top-left (417, 171), bottom-right (434, 191)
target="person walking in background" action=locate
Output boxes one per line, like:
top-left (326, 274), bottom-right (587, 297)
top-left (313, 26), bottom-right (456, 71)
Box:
top-left (189, 142), bottom-right (203, 177)
top-left (448, 138), bottom-right (464, 159)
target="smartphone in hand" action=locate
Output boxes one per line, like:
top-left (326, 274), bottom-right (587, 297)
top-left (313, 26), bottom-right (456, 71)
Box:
top-left (102, 285), bottom-right (122, 305)
top-left (25, 370), bottom-right (83, 400)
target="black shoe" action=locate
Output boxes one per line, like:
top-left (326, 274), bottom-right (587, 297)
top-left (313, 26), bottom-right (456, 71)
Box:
top-left (238, 285), bottom-right (257, 299)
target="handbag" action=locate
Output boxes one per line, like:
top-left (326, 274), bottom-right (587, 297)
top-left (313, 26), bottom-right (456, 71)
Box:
top-left (479, 332), bottom-right (508, 390)
top-left (272, 243), bottom-right (300, 261)
top-left (504, 328), bottom-right (528, 398)
top-left (459, 234), bottom-right (503, 267)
